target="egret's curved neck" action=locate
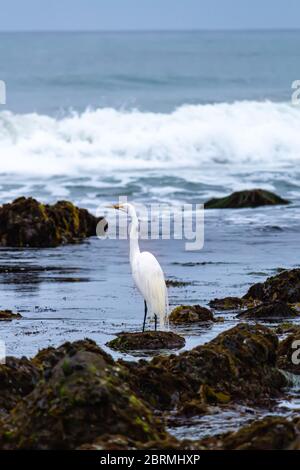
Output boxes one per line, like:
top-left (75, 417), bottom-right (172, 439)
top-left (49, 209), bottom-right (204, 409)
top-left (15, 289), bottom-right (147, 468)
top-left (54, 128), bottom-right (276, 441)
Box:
top-left (128, 210), bottom-right (140, 263)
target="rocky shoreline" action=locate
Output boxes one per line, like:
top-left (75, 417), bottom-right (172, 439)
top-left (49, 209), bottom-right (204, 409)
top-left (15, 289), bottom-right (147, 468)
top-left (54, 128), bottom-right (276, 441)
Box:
top-left (0, 319), bottom-right (299, 450)
top-left (0, 197), bottom-right (102, 247)
top-left (0, 267), bottom-right (300, 450)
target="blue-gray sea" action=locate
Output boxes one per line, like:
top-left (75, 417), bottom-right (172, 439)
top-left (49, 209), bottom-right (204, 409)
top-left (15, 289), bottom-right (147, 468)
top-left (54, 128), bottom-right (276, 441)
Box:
top-left (0, 31), bottom-right (300, 438)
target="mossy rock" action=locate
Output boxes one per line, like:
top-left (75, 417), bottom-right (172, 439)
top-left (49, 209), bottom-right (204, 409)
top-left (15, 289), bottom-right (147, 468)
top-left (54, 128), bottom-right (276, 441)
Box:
top-left (223, 416), bottom-right (296, 450)
top-left (204, 189), bottom-right (290, 209)
top-left (176, 400), bottom-right (208, 418)
top-left (123, 323), bottom-right (287, 412)
top-left (0, 341), bottom-right (167, 449)
top-left (209, 297), bottom-right (250, 311)
top-left (166, 279), bottom-right (191, 288)
top-left (244, 269), bottom-right (300, 304)
top-left (32, 339), bottom-right (114, 373)
top-left (199, 384), bottom-right (231, 404)
top-left (0, 328), bottom-right (290, 449)
top-left (277, 331), bottom-right (300, 375)
top-left (169, 305), bottom-right (214, 324)
top-left (0, 310), bottom-right (22, 321)
top-left (0, 357), bottom-right (40, 414)
top-left (274, 323), bottom-right (300, 335)
top-left (107, 331), bottom-right (185, 351)
top-left (202, 416), bottom-right (297, 450)
top-left (237, 301), bottom-right (298, 320)
top-left (213, 269), bottom-right (300, 312)
top-left (0, 197), bottom-right (102, 247)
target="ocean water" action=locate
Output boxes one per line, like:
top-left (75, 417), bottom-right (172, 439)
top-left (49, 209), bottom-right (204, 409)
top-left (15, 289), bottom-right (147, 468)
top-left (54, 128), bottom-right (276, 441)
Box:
top-left (0, 30), bottom-right (299, 209)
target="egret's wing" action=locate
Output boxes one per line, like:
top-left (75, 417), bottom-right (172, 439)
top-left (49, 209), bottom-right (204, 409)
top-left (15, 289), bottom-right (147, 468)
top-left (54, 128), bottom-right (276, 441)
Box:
top-left (131, 251), bottom-right (168, 329)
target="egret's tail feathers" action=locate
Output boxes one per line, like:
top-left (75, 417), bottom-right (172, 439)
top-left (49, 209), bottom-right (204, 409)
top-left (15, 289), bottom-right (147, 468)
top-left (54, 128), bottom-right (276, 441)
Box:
top-left (135, 251), bottom-right (169, 331)
top-left (151, 282), bottom-right (169, 331)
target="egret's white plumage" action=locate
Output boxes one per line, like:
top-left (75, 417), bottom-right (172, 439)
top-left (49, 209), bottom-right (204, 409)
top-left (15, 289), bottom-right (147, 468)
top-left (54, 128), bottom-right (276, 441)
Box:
top-left (113, 202), bottom-right (168, 330)
top-left (131, 251), bottom-right (169, 330)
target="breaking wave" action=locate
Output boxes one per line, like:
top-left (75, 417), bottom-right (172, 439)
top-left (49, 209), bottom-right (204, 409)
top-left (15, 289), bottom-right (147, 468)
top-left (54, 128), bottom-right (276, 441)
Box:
top-left (0, 100), bottom-right (299, 176)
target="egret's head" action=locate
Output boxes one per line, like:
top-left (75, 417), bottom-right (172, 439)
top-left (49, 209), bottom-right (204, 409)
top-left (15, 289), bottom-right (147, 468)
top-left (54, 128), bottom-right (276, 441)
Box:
top-left (110, 202), bottom-right (139, 235)
top-left (110, 202), bottom-right (137, 218)
top-left (110, 203), bottom-right (129, 214)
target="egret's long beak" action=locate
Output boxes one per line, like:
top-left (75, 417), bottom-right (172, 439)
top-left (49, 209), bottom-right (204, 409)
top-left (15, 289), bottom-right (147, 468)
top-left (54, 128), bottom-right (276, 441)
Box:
top-left (108, 203), bottom-right (126, 212)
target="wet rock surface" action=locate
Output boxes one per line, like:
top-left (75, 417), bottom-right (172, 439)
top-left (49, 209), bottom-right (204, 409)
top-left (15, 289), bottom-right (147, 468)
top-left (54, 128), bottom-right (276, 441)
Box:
top-left (0, 340), bottom-right (167, 449)
top-left (0, 197), bottom-right (101, 247)
top-left (0, 326), bottom-right (297, 450)
top-left (0, 357), bottom-right (40, 415)
top-left (204, 189), bottom-right (290, 209)
top-left (0, 310), bottom-right (22, 321)
top-left (106, 331), bottom-right (185, 351)
top-left (244, 269), bottom-right (300, 304)
top-left (122, 323), bottom-right (286, 412)
top-left (277, 331), bottom-right (300, 375)
top-left (274, 323), bottom-right (300, 335)
top-left (169, 305), bottom-right (215, 324)
top-left (32, 338), bottom-right (114, 373)
top-left (201, 416), bottom-right (297, 450)
top-left (210, 269), bottom-right (300, 315)
top-left (209, 296), bottom-right (249, 311)
top-left (222, 417), bottom-right (297, 450)
top-left (237, 301), bottom-right (297, 320)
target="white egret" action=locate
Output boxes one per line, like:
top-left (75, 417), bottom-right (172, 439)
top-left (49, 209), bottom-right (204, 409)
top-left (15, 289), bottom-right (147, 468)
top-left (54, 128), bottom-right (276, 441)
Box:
top-left (112, 203), bottom-right (169, 331)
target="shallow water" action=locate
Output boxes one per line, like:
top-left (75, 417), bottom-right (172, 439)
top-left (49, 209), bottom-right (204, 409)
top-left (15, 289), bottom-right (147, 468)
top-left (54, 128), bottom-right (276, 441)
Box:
top-left (168, 399), bottom-right (300, 441)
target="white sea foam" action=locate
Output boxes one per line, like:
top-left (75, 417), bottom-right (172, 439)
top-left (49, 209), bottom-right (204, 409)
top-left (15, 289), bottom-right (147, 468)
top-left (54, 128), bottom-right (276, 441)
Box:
top-left (0, 101), bottom-right (299, 176)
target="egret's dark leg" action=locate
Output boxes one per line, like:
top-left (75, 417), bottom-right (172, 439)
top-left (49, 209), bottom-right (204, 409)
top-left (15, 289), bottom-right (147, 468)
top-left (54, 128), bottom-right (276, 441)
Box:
top-left (154, 314), bottom-right (158, 331)
top-left (142, 301), bottom-right (147, 332)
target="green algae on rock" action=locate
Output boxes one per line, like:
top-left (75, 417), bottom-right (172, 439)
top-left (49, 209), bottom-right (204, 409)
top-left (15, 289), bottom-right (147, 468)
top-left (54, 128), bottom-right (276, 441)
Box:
top-left (0, 310), bottom-right (22, 321)
top-left (32, 338), bottom-right (114, 373)
top-left (244, 268), bottom-right (300, 304)
top-left (274, 323), bottom-right (300, 335)
top-left (123, 323), bottom-right (287, 413)
top-left (201, 416), bottom-right (296, 450)
top-left (237, 301), bottom-right (298, 320)
top-left (0, 357), bottom-right (40, 415)
top-left (223, 416), bottom-right (296, 450)
top-left (0, 340), bottom-right (167, 450)
top-left (209, 297), bottom-right (249, 311)
top-left (107, 331), bottom-right (185, 351)
top-left (0, 328), bottom-right (291, 450)
top-left (0, 197), bottom-right (102, 247)
top-left (277, 331), bottom-right (300, 375)
top-left (204, 189), bottom-right (290, 209)
top-left (169, 305), bottom-right (215, 324)
top-left (199, 384), bottom-right (231, 405)
top-left (210, 269), bottom-right (300, 313)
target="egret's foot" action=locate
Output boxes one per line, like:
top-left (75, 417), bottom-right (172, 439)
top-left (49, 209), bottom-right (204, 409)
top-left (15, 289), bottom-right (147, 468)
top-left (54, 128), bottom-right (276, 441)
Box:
top-left (142, 301), bottom-right (148, 333)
